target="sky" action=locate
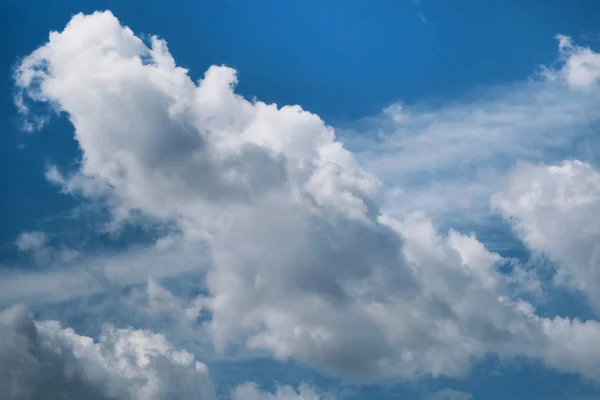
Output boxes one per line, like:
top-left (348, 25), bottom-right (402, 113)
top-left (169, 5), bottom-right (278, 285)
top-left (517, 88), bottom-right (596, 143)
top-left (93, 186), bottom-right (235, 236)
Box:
top-left (1, 1), bottom-right (600, 399)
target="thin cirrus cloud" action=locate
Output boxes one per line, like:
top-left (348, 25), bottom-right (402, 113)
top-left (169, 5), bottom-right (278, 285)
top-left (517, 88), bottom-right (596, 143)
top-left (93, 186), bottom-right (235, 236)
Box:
top-left (5, 8), bottom-right (600, 400)
top-left (343, 34), bottom-right (600, 226)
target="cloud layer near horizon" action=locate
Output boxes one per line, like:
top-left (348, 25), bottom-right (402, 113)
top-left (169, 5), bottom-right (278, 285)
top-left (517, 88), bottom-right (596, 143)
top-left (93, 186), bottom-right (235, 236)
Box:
top-left (8, 9), bottom-right (600, 398)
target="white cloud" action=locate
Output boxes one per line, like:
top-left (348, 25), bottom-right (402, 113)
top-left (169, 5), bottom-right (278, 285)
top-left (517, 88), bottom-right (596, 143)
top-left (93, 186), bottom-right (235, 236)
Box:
top-left (13, 10), bottom-right (600, 386)
top-left (428, 389), bottom-right (472, 400)
top-left (119, 277), bottom-right (209, 342)
top-left (15, 231), bottom-right (47, 252)
top-left (342, 36), bottom-right (600, 227)
top-left (540, 35), bottom-right (600, 89)
top-left (14, 230), bottom-right (81, 265)
top-left (232, 382), bottom-right (330, 400)
top-left (0, 304), bottom-right (216, 400)
top-left (0, 244), bottom-right (209, 307)
top-left (493, 160), bottom-right (600, 311)
top-left (131, 277), bottom-right (205, 322)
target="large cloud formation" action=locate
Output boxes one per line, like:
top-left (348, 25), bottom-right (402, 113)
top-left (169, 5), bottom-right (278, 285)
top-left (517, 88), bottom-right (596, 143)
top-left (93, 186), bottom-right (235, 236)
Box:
top-left (13, 9), bottom-right (600, 388)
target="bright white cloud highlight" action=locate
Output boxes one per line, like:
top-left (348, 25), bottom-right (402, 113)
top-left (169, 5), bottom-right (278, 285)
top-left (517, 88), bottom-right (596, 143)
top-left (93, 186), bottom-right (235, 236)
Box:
top-left (494, 160), bottom-right (600, 311)
top-left (545, 35), bottom-right (600, 89)
top-left (0, 304), bottom-right (216, 400)
top-left (13, 10), bottom-right (600, 386)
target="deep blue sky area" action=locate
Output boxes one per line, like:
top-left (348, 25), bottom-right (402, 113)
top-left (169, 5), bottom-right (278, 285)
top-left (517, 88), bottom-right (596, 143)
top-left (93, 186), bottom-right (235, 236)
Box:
top-left (1, 2), bottom-right (600, 398)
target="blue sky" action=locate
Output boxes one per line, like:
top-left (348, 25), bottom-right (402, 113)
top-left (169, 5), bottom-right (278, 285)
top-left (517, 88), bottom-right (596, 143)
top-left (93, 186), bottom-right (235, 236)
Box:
top-left (2, 1), bottom-right (600, 399)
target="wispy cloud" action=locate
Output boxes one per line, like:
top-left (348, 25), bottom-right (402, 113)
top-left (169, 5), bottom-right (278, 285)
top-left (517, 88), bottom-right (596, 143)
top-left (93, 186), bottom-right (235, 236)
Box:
top-left (342, 37), bottom-right (600, 228)
top-left (0, 243), bottom-right (209, 306)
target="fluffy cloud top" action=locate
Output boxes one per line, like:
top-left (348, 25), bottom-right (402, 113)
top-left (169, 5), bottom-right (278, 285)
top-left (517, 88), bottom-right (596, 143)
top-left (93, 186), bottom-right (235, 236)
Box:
top-left (494, 160), bottom-right (600, 311)
top-left (544, 35), bottom-right (600, 89)
top-left (0, 304), bottom-right (216, 400)
top-left (12, 9), bottom-right (600, 388)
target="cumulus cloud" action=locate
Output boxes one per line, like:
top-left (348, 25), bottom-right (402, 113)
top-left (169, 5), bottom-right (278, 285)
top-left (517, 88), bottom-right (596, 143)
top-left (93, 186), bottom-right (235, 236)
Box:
top-left (0, 304), bottom-right (332, 400)
top-left (493, 160), bottom-right (600, 311)
top-left (541, 35), bottom-right (600, 89)
top-left (343, 36), bottom-right (600, 227)
top-left (13, 9), bottom-right (600, 386)
top-left (0, 304), bottom-right (216, 400)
